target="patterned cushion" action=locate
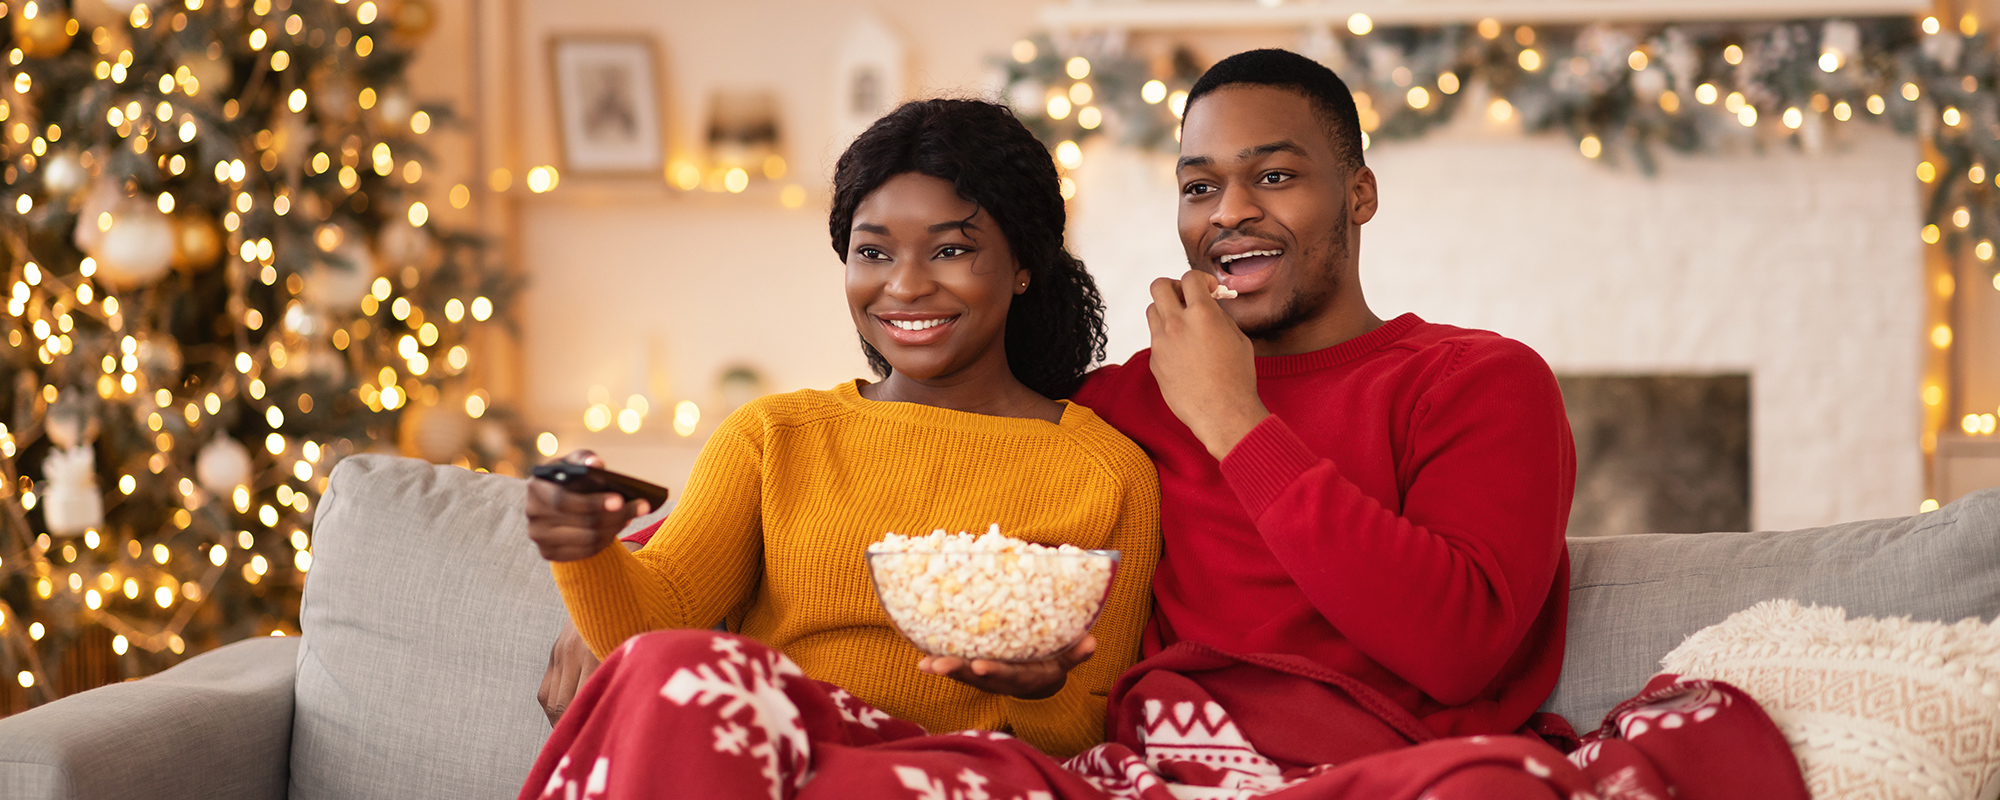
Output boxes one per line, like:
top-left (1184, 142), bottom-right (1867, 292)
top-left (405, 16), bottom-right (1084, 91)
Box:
top-left (1661, 599), bottom-right (2000, 800)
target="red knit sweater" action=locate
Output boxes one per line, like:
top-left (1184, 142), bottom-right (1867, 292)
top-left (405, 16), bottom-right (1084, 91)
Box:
top-left (1071, 313), bottom-right (1575, 737)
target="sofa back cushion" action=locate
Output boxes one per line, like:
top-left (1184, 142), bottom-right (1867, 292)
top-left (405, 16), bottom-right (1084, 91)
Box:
top-left (293, 455), bottom-right (566, 800)
top-left (1549, 489), bottom-right (2000, 730)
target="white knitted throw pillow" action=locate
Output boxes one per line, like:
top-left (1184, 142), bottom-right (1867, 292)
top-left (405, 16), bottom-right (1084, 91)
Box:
top-left (1661, 599), bottom-right (2000, 800)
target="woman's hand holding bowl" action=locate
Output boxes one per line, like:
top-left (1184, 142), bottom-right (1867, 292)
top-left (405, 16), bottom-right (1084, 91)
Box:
top-left (918, 635), bottom-right (1096, 699)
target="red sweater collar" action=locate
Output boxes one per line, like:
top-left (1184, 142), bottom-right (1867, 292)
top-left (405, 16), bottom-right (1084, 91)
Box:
top-left (1253, 313), bottom-right (1424, 378)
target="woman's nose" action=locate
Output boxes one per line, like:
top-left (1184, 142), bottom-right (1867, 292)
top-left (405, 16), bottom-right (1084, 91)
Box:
top-left (883, 258), bottom-right (936, 302)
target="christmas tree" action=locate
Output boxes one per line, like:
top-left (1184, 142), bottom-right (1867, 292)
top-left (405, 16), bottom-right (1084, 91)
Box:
top-left (0, 0), bottom-right (521, 714)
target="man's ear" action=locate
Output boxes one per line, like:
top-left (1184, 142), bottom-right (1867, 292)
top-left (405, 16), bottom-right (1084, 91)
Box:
top-left (1348, 166), bottom-right (1379, 226)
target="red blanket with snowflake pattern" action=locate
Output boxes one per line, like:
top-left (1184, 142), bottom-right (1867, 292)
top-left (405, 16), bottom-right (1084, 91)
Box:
top-left (522, 631), bottom-right (1808, 800)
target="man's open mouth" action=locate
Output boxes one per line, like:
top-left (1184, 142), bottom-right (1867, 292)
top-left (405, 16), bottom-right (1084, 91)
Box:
top-left (1217, 249), bottom-right (1284, 275)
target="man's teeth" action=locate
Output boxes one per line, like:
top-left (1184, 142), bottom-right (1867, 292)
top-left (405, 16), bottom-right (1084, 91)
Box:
top-left (889, 318), bottom-right (952, 331)
top-left (1218, 249), bottom-right (1283, 265)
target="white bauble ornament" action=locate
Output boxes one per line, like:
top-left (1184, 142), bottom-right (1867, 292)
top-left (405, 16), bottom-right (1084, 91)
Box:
top-left (376, 218), bottom-right (436, 268)
top-left (73, 180), bottom-right (122, 254)
top-left (195, 436), bottom-right (253, 495)
top-left (94, 202), bottom-right (175, 289)
top-left (303, 238), bottom-right (377, 312)
top-left (42, 151), bottom-right (86, 196)
top-left (40, 447), bottom-right (105, 536)
top-left (376, 88), bottom-right (415, 127)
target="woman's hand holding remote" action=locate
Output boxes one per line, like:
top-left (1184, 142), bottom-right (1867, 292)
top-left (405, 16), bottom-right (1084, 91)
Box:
top-left (526, 450), bottom-right (653, 562)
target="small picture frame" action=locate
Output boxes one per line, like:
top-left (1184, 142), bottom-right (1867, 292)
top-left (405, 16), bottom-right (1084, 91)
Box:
top-left (549, 34), bottom-right (665, 175)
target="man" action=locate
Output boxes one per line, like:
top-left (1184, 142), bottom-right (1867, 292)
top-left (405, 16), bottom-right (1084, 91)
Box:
top-left (1070, 48), bottom-right (1575, 739)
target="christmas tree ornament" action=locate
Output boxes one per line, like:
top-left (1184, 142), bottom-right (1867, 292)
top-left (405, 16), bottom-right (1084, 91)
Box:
top-left (39, 447), bottom-right (105, 536)
top-left (42, 151), bottom-right (87, 196)
top-left (13, 6), bottom-right (75, 59)
top-left (195, 436), bottom-right (253, 496)
top-left (169, 212), bottom-right (224, 272)
top-left (92, 202), bottom-right (176, 289)
top-left (303, 238), bottom-right (378, 312)
top-left (375, 87), bottom-right (417, 128)
top-left (376, 218), bottom-right (436, 268)
top-left (44, 392), bottom-right (100, 452)
top-left (72, 181), bottom-right (123, 254)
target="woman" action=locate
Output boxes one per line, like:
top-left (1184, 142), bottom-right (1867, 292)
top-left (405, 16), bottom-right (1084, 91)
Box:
top-left (520, 98), bottom-right (1160, 798)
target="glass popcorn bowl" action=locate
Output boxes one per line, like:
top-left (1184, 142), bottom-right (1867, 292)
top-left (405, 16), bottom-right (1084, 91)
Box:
top-left (866, 549), bottom-right (1120, 663)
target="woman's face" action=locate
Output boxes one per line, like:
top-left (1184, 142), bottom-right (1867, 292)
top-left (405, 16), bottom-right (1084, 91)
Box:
top-left (846, 172), bottom-right (1029, 384)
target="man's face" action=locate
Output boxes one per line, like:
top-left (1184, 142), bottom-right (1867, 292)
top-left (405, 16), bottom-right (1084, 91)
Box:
top-left (1176, 84), bottom-right (1365, 339)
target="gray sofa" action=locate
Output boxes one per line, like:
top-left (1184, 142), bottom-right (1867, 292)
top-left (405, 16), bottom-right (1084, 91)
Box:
top-left (2, 454), bottom-right (1996, 800)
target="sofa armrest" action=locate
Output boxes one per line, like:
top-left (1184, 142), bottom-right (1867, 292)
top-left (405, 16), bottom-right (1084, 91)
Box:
top-left (0, 635), bottom-right (299, 800)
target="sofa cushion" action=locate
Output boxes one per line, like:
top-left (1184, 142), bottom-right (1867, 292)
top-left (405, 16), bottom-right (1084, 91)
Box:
top-left (1548, 489), bottom-right (2000, 730)
top-left (1662, 599), bottom-right (2000, 800)
top-left (294, 455), bottom-right (566, 800)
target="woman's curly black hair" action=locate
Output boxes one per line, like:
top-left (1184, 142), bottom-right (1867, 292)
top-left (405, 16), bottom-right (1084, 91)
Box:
top-left (828, 98), bottom-right (1107, 400)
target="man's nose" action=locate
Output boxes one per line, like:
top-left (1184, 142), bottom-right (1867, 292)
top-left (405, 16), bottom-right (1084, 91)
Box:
top-left (1210, 183), bottom-right (1264, 230)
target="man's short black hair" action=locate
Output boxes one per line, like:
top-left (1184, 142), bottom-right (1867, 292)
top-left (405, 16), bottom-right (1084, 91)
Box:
top-left (1185, 48), bottom-right (1365, 170)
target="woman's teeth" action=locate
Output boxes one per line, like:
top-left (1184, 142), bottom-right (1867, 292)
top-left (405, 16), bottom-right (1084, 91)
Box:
top-left (888, 317), bottom-right (952, 331)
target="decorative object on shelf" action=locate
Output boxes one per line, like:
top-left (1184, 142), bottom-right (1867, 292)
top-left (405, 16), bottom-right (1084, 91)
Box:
top-left (832, 15), bottom-right (907, 147)
top-left (549, 34), bottom-right (665, 176)
top-left (0, 0), bottom-right (519, 716)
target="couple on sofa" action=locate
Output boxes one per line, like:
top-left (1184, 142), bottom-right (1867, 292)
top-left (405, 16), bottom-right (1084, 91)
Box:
top-left (520, 49), bottom-right (1805, 800)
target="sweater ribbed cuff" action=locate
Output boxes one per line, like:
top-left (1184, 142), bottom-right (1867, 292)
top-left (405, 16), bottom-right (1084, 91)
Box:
top-left (1004, 679), bottom-right (1103, 758)
top-left (1218, 415), bottom-right (1325, 520)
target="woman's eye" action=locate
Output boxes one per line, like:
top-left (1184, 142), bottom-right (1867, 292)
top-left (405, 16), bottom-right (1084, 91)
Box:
top-left (857, 246), bottom-right (887, 261)
top-left (937, 245), bottom-right (971, 258)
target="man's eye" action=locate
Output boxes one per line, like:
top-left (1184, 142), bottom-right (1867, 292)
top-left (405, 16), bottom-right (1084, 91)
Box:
top-left (1260, 172), bottom-right (1291, 184)
top-left (1183, 183), bottom-right (1215, 196)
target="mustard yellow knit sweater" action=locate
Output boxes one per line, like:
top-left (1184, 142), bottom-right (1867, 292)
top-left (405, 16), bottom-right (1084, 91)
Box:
top-left (551, 380), bottom-right (1160, 758)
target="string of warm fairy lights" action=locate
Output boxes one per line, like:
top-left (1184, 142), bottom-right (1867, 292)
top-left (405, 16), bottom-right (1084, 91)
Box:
top-left (1002, 11), bottom-right (2000, 506)
top-left (0, 0), bottom-right (521, 708)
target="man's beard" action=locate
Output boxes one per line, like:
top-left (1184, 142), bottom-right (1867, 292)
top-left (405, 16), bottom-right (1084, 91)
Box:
top-left (1241, 207), bottom-right (1348, 342)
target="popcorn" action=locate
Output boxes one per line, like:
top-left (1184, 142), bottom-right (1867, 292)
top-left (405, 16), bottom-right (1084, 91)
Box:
top-left (1210, 285), bottom-right (1238, 299)
top-left (867, 524), bottom-right (1117, 662)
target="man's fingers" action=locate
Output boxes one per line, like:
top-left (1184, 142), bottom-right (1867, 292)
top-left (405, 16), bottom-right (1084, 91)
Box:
top-left (1180, 271), bottom-right (1222, 310)
top-left (1148, 276), bottom-right (1189, 312)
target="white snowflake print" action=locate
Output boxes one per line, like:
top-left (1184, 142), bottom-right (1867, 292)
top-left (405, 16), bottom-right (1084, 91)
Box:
top-left (1615, 685), bottom-right (1729, 740)
top-left (1591, 766), bottom-right (1660, 800)
top-left (537, 754), bottom-right (610, 800)
top-left (1063, 744), bottom-right (1167, 799)
top-left (659, 636), bottom-right (813, 800)
top-left (891, 764), bottom-right (1055, 800)
top-left (828, 687), bottom-right (894, 730)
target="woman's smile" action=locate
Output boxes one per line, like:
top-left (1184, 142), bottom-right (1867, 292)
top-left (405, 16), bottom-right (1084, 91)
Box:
top-left (876, 312), bottom-right (962, 345)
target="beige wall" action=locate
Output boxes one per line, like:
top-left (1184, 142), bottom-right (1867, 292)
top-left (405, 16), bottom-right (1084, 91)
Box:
top-left (417, 1), bottom-right (1965, 526)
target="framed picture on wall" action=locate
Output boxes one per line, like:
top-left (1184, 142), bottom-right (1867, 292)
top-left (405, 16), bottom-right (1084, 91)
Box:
top-left (549, 35), bottom-right (665, 175)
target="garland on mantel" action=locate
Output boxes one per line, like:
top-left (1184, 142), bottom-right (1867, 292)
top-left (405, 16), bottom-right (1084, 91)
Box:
top-left (1000, 17), bottom-right (2000, 279)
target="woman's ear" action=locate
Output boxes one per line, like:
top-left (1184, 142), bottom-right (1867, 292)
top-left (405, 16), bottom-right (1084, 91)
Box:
top-left (1014, 266), bottom-right (1031, 295)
